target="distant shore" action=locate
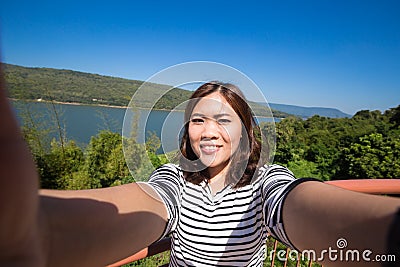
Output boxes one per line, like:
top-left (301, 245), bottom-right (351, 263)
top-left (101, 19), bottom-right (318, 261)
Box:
top-left (8, 98), bottom-right (188, 113)
top-left (10, 98), bottom-right (128, 109)
top-left (10, 98), bottom-right (280, 119)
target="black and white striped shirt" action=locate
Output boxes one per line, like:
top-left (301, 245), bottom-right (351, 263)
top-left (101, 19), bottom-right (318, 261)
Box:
top-left (147, 163), bottom-right (306, 266)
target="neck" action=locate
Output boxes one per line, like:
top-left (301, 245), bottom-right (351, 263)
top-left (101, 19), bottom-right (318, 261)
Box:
top-left (207, 162), bottom-right (230, 195)
top-left (207, 160), bottom-right (230, 179)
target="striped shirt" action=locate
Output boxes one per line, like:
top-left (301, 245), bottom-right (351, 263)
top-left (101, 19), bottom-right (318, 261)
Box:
top-left (147, 163), bottom-right (307, 266)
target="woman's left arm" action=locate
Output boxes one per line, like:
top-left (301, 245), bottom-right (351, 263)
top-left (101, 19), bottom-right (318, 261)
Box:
top-left (282, 181), bottom-right (400, 267)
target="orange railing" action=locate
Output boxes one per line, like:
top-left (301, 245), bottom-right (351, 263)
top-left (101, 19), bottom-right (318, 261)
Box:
top-left (326, 179), bottom-right (400, 195)
top-left (108, 179), bottom-right (400, 267)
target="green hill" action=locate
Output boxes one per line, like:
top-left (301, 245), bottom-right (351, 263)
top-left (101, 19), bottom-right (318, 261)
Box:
top-left (2, 63), bottom-right (290, 117)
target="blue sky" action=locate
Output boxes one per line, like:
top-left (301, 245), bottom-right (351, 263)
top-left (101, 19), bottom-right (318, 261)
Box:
top-left (1, 0), bottom-right (399, 115)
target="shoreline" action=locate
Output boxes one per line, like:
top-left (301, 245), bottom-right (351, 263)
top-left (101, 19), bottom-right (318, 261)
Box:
top-left (9, 98), bottom-right (279, 119)
top-left (10, 98), bottom-right (128, 109)
top-left (9, 98), bottom-right (183, 112)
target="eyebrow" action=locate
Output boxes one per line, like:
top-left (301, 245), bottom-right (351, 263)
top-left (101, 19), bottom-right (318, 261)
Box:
top-left (191, 113), bottom-right (233, 119)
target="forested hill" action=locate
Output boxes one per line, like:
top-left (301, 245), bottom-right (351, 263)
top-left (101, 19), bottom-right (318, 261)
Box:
top-left (2, 63), bottom-right (292, 118)
top-left (2, 63), bottom-right (191, 110)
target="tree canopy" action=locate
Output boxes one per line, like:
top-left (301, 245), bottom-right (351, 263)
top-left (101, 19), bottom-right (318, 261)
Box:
top-left (263, 106), bottom-right (400, 180)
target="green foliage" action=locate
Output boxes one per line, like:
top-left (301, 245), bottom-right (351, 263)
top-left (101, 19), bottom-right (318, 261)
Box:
top-left (145, 131), bottom-right (171, 169)
top-left (273, 116), bottom-right (305, 164)
top-left (146, 131), bottom-right (161, 154)
top-left (104, 141), bottom-right (131, 185)
top-left (123, 251), bottom-right (170, 267)
top-left (29, 127), bottom-right (173, 189)
top-left (385, 105), bottom-right (400, 127)
top-left (266, 106), bottom-right (400, 180)
top-left (83, 131), bottom-right (124, 188)
top-left (341, 133), bottom-right (400, 178)
top-left (285, 160), bottom-right (319, 178)
top-left (39, 139), bottom-right (85, 189)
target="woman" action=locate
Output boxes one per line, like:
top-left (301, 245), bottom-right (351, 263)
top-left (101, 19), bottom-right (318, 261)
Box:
top-left (1, 78), bottom-right (399, 267)
top-left (144, 81), bottom-right (313, 266)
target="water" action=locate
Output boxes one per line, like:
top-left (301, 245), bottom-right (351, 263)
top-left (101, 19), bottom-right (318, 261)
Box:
top-left (11, 101), bottom-right (184, 152)
top-left (11, 100), bottom-right (276, 153)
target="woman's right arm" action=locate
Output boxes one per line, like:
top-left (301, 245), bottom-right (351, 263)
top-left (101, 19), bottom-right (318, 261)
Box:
top-left (40, 183), bottom-right (168, 267)
top-left (0, 65), bottom-right (168, 267)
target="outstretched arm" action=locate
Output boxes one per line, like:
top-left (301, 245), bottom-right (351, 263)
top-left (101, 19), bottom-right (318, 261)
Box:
top-left (0, 64), bottom-right (43, 266)
top-left (283, 181), bottom-right (400, 266)
top-left (0, 66), bottom-right (168, 267)
top-left (41, 183), bottom-right (167, 267)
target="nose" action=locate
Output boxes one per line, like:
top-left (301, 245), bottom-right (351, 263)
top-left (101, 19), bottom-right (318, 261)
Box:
top-left (201, 119), bottom-right (220, 140)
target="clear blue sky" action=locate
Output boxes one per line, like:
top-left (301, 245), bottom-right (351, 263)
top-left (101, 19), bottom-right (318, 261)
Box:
top-left (1, 0), bottom-right (399, 115)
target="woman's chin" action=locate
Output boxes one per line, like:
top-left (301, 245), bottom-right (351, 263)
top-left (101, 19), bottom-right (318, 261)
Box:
top-left (199, 158), bottom-right (229, 170)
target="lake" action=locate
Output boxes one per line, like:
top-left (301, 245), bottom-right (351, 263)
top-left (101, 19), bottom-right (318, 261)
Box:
top-left (11, 101), bottom-right (186, 153)
top-left (11, 100), bottom-right (276, 153)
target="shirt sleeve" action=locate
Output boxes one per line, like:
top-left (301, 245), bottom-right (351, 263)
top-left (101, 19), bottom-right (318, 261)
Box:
top-left (260, 164), bottom-right (319, 249)
top-left (146, 163), bottom-right (182, 239)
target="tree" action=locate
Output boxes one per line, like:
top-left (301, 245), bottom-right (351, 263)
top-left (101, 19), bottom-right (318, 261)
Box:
top-left (340, 133), bottom-right (400, 178)
top-left (145, 131), bottom-right (163, 167)
top-left (104, 142), bottom-right (131, 185)
top-left (385, 105), bottom-right (400, 128)
top-left (273, 116), bottom-right (305, 164)
top-left (83, 130), bottom-right (123, 188)
top-left (40, 139), bottom-right (84, 189)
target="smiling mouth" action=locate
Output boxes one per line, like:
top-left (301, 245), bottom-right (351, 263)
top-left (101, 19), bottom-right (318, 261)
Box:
top-left (200, 144), bottom-right (222, 154)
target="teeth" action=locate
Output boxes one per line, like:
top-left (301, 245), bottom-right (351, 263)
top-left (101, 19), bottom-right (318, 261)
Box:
top-left (201, 145), bottom-right (220, 152)
top-left (202, 144), bottom-right (222, 152)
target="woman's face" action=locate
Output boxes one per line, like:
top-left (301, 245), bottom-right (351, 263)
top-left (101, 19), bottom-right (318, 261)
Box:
top-left (188, 92), bottom-right (243, 175)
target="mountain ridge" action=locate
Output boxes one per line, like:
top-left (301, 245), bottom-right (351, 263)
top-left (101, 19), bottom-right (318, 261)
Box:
top-left (3, 63), bottom-right (350, 118)
top-left (268, 103), bottom-right (351, 119)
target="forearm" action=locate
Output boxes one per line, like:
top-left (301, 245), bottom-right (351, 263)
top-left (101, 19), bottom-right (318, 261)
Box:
top-left (40, 183), bottom-right (168, 267)
top-left (0, 73), bottom-right (44, 266)
top-left (0, 62), bottom-right (168, 266)
top-left (282, 181), bottom-right (400, 266)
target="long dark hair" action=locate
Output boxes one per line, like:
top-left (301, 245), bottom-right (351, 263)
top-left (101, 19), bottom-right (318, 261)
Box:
top-left (179, 81), bottom-right (266, 188)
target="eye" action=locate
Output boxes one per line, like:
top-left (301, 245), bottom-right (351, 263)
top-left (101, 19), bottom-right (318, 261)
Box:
top-left (217, 118), bottom-right (231, 125)
top-left (190, 118), bottom-right (204, 124)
